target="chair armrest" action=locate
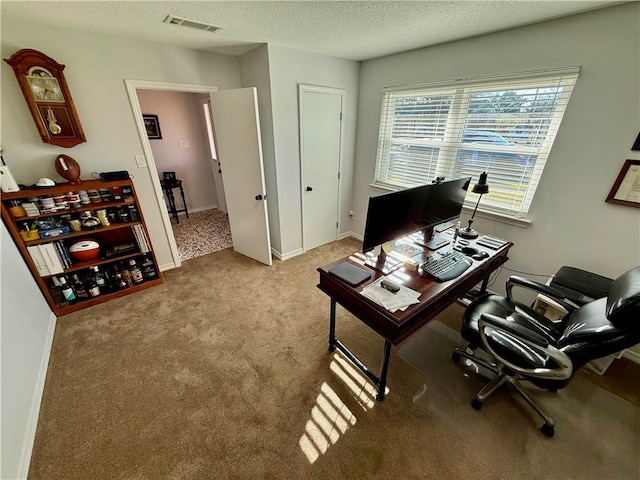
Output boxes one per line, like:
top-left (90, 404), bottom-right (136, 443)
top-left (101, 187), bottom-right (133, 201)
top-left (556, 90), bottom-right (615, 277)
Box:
top-left (481, 313), bottom-right (549, 348)
top-left (506, 276), bottom-right (579, 312)
top-left (478, 315), bottom-right (573, 381)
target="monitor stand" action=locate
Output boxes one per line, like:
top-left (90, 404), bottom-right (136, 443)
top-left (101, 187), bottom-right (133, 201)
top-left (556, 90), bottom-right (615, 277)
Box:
top-left (410, 226), bottom-right (450, 251)
top-left (364, 246), bottom-right (404, 274)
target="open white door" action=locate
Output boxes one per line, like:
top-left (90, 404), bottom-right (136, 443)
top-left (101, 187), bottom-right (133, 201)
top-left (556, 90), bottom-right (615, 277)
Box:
top-left (209, 87), bottom-right (272, 266)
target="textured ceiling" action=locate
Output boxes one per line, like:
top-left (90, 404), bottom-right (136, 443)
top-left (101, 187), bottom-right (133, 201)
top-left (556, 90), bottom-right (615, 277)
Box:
top-left (1, 1), bottom-right (623, 61)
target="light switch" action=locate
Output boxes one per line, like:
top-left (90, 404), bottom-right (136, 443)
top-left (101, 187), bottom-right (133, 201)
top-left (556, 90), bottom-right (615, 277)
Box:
top-left (134, 155), bottom-right (146, 167)
top-left (178, 140), bottom-right (190, 149)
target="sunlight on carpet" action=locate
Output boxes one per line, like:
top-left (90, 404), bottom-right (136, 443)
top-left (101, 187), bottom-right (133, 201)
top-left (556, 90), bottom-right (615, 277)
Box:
top-left (298, 352), bottom-right (383, 464)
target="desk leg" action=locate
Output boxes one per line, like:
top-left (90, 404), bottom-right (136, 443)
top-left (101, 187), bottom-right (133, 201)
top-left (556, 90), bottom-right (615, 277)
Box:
top-left (328, 299), bottom-right (336, 351)
top-left (376, 340), bottom-right (392, 401)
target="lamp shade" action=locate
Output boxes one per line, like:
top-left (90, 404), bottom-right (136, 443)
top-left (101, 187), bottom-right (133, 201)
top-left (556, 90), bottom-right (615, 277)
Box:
top-left (472, 171), bottom-right (489, 194)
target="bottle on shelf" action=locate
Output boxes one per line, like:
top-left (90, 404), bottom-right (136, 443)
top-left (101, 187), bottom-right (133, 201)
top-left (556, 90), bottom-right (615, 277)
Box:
top-left (120, 261), bottom-right (133, 287)
top-left (129, 258), bottom-right (144, 285)
top-left (102, 265), bottom-right (117, 293)
top-left (86, 273), bottom-right (101, 298)
top-left (141, 254), bottom-right (157, 280)
top-left (116, 269), bottom-right (128, 290)
top-left (59, 276), bottom-right (77, 304)
top-left (92, 265), bottom-right (106, 291)
top-left (49, 276), bottom-right (69, 307)
top-left (72, 273), bottom-right (89, 300)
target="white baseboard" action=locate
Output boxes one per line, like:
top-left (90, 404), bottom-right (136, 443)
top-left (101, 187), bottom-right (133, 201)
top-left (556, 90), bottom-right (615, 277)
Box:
top-left (19, 312), bottom-right (57, 479)
top-left (159, 262), bottom-right (177, 272)
top-left (340, 231), bottom-right (362, 241)
top-left (278, 248), bottom-right (304, 261)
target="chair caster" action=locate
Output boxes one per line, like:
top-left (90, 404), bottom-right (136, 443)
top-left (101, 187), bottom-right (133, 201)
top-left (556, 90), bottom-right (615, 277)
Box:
top-left (471, 398), bottom-right (482, 410)
top-left (452, 351), bottom-right (460, 362)
top-left (541, 423), bottom-right (555, 437)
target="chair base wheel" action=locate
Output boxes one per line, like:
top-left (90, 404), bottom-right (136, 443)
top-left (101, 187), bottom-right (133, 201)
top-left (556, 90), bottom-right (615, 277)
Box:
top-left (541, 423), bottom-right (555, 437)
top-left (471, 398), bottom-right (482, 410)
top-left (452, 351), bottom-right (460, 362)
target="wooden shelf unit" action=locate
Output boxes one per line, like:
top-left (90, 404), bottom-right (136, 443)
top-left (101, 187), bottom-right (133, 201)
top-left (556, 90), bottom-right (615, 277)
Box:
top-left (1, 178), bottom-right (163, 316)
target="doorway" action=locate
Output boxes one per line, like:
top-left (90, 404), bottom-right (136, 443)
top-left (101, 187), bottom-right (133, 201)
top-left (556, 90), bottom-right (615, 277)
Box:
top-left (135, 88), bottom-right (231, 262)
top-left (125, 80), bottom-right (272, 269)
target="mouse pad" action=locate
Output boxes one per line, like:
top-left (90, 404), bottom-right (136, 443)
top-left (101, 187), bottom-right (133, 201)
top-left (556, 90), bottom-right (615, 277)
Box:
top-left (328, 262), bottom-right (372, 287)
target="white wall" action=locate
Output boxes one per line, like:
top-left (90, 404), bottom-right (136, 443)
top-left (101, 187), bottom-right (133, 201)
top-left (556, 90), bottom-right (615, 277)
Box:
top-left (266, 45), bottom-right (360, 257)
top-left (1, 223), bottom-right (56, 479)
top-left (353, 4), bottom-right (640, 283)
top-left (137, 90), bottom-right (219, 213)
top-left (1, 20), bottom-right (242, 269)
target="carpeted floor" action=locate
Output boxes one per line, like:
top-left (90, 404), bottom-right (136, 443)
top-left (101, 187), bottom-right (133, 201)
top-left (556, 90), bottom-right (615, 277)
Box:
top-left (29, 238), bottom-right (640, 479)
top-left (170, 208), bottom-right (233, 261)
top-left (398, 320), bottom-right (640, 479)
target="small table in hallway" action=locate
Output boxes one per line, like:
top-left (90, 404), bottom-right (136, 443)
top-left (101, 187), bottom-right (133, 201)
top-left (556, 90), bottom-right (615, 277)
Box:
top-left (161, 178), bottom-right (189, 223)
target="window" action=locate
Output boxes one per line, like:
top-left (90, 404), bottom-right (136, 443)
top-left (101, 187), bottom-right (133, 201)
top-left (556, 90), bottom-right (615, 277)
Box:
top-left (374, 67), bottom-right (580, 219)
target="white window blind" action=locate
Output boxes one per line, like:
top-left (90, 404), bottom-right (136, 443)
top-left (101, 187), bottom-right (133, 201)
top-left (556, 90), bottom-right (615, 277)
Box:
top-left (374, 67), bottom-right (580, 219)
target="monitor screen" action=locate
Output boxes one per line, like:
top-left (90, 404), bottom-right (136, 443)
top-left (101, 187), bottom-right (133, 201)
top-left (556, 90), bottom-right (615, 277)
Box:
top-left (421, 177), bottom-right (470, 227)
top-left (361, 177), bottom-right (470, 252)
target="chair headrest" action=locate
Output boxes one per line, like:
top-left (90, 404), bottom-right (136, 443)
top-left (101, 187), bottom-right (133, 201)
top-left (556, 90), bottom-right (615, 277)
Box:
top-left (607, 266), bottom-right (640, 328)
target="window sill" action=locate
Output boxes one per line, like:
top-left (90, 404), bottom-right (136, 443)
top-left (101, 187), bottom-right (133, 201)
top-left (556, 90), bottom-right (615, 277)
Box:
top-left (368, 182), bottom-right (532, 228)
top-left (461, 206), bottom-right (532, 228)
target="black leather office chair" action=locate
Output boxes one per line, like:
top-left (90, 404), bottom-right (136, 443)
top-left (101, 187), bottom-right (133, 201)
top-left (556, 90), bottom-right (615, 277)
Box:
top-left (452, 266), bottom-right (640, 437)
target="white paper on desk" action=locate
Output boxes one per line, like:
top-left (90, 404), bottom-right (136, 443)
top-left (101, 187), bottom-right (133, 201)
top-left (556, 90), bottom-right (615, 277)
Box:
top-left (361, 278), bottom-right (420, 312)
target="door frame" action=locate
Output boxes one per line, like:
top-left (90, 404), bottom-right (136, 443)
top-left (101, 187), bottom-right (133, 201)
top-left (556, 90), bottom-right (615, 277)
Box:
top-left (124, 80), bottom-right (219, 269)
top-left (298, 84), bottom-right (345, 252)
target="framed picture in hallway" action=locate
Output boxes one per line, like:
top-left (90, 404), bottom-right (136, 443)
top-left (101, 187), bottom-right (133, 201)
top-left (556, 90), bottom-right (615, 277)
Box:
top-left (143, 114), bottom-right (162, 140)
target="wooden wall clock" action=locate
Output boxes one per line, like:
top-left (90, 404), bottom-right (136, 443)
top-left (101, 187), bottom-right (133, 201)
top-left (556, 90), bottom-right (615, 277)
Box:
top-left (4, 49), bottom-right (86, 148)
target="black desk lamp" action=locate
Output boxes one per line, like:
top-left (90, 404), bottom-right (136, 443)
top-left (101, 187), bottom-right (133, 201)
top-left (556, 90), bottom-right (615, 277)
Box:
top-left (459, 172), bottom-right (489, 240)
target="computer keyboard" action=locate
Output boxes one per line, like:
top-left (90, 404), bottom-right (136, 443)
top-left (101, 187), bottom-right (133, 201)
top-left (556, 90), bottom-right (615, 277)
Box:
top-left (420, 250), bottom-right (472, 282)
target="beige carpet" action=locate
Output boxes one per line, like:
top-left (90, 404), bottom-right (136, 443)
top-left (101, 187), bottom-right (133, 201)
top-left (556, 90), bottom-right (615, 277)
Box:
top-left (398, 320), bottom-right (640, 479)
top-left (29, 238), bottom-right (640, 479)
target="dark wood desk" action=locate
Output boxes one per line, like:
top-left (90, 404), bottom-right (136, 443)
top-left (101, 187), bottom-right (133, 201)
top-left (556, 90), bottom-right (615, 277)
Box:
top-left (317, 239), bottom-right (512, 400)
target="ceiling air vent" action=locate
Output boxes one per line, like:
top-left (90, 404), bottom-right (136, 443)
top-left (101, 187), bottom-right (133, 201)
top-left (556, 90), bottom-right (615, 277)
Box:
top-left (163, 15), bottom-right (222, 33)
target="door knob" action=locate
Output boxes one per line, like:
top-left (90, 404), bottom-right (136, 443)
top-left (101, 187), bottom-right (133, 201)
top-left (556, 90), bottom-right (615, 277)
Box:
top-left (255, 194), bottom-right (263, 201)
top-left (306, 186), bottom-right (313, 192)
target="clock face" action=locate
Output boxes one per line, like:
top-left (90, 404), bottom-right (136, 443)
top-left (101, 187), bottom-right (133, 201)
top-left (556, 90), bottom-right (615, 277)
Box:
top-left (26, 67), bottom-right (64, 103)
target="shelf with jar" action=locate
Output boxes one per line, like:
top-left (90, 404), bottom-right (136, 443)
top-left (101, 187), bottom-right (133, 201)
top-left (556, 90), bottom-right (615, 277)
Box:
top-left (1, 178), bottom-right (163, 316)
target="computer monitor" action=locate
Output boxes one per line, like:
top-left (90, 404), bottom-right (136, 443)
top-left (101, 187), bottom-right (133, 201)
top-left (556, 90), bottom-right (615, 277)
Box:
top-left (420, 176), bottom-right (471, 232)
top-left (361, 177), bottom-right (470, 270)
top-left (362, 184), bottom-right (429, 253)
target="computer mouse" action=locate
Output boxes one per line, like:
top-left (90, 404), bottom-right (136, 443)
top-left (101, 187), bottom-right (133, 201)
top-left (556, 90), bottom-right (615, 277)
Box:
top-left (471, 251), bottom-right (490, 260)
top-left (381, 279), bottom-right (400, 293)
top-left (460, 246), bottom-right (478, 256)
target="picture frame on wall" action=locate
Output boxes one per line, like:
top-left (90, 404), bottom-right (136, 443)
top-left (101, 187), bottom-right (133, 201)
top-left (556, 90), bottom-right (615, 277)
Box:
top-left (632, 132), bottom-right (640, 151)
top-left (605, 159), bottom-right (640, 208)
top-left (143, 114), bottom-right (162, 140)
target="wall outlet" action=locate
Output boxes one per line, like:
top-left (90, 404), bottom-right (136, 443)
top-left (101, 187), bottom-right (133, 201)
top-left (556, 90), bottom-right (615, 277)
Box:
top-left (134, 155), bottom-right (146, 168)
top-left (178, 140), bottom-right (190, 149)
